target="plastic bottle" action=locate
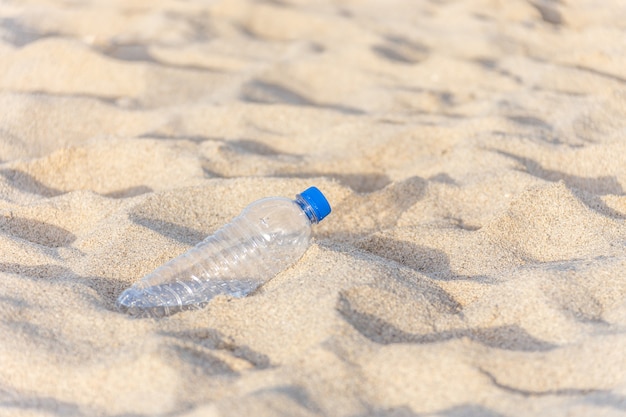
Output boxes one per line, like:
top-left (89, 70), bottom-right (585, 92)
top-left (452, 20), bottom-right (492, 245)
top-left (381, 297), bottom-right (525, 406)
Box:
top-left (116, 186), bottom-right (331, 318)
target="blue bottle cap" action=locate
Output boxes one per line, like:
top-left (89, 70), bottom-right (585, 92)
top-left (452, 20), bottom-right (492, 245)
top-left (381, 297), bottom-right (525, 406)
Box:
top-left (299, 186), bottom-right (331, 222)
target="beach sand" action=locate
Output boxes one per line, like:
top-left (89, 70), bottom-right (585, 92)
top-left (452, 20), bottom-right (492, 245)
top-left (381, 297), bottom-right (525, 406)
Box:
top-left (1, 0), bottom-right (626, 416)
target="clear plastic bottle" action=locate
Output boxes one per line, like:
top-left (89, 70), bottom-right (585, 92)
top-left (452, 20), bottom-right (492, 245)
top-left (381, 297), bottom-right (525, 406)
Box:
top-left (116, 186), bottom-right (331, 318)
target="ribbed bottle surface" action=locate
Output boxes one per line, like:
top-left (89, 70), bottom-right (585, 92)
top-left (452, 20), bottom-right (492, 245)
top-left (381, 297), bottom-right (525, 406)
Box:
top-left (117, 197), bottom-right (312, 318)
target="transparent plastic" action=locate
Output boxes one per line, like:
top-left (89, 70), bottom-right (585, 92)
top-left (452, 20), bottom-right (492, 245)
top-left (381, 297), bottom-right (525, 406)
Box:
top-left (117, 191), bottom-right (328, 318)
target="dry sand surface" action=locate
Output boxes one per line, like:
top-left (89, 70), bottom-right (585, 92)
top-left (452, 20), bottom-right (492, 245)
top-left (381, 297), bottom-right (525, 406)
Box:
top-left (1, 0), bottom-right (626, 416)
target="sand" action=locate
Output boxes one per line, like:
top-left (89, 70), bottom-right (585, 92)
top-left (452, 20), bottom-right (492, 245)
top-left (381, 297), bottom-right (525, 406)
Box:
top-left (1, 0), bottom-right (626, 416)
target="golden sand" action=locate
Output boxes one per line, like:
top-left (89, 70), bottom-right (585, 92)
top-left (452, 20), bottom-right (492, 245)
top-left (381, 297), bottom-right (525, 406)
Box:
top-left (1, 1), bottom-right (625, 416)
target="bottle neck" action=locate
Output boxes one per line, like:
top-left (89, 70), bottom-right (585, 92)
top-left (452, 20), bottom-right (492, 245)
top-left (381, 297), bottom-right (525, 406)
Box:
top-left (295, 195), bottom-right (319, 224)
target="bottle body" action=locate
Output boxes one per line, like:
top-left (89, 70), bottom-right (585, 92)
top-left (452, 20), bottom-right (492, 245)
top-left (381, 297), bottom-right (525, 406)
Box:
top-left (117, 197), bottom-right (313, 318)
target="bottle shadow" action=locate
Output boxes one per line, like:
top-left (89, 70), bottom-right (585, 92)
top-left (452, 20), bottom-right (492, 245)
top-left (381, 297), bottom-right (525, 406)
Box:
top-left (324, 176), bottom-right (428, 241)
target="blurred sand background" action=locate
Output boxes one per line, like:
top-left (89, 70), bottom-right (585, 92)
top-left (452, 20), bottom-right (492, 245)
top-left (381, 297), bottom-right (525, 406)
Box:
top-left (1, 0), bottom-right (626, 416)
